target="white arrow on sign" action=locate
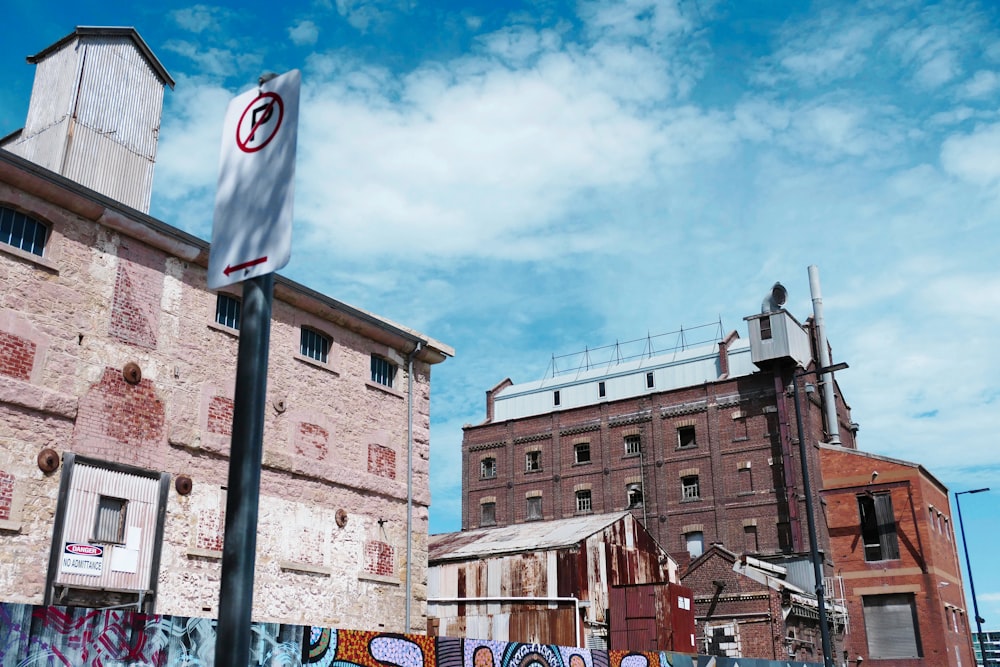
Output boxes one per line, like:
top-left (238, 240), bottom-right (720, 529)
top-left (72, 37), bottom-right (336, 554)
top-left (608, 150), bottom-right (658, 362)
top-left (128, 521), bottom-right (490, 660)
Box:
top-left (208, 70), bottom-right (300, 290)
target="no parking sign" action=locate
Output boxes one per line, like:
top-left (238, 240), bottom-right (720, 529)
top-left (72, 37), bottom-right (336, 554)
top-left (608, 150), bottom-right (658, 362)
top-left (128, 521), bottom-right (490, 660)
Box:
top-left (208, 70), bottom-right (300, 289)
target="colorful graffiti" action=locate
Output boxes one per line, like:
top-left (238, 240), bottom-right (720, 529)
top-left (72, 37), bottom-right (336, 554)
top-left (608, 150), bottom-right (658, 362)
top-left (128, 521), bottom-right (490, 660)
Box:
top-left (0, 603), bottom-right (819, 667)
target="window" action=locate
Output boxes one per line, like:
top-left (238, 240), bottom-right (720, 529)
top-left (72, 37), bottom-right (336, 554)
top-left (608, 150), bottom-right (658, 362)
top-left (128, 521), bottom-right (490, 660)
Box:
top-left (624, 434), bottom-right (641, 455)
top-left (0, 206), bottom-right (47, 256)
top-left (574, 442), bottom-right (591, 464)
top-left (480, 457), bottom-right (496, 479)
top-left (645, 372), bottom-right (654, 388)
top-left (677, 425), bottom-right (696, 448)
top-left (738, 464), bottom-right (752, 494)
top-left (215, 294), bottom-right (241, 330)
top-left (859, 493), bottom-right (899, 561)
top-left (863, 593), bottom-right (922, 658)
top-left (681, 475), bottom-right (700, 501)
top-left (93, 495), bottom-right (128, 543)
top-left (526, 496), bottom-right (542, 520)
top-left (598, 381), bottom-right (606, 398)
top-left (627, 483), bottom-right (643, 508)
top-left (300, 328), bottom-right (330, 363)
top-left (525, 451), bottom-right (541, 472)
top-left (576, 490), bottom-right (592, 512)
top-left (553, 390), bottom-right (561, 406)
top-left (480, 502), bottom-right (496, 526)
top-left (686, 531), bottom-right (704, 558)
top-left (759, 315), bottom-right (773, 340)
top-left (371, 355), bottom-right (397, 387)
top-left (744, 525), bottom-right (759, 552)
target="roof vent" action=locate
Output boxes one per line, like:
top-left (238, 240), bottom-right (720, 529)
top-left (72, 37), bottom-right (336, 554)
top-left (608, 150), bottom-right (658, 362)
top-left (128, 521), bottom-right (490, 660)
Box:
top-left (762, 282), bottom-right (787, 313)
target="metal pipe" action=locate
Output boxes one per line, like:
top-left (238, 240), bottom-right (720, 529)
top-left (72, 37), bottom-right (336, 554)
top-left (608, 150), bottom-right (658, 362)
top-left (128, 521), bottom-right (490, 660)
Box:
top-left (808, 266), bottom-right (841, 445)
top-left (405, 341), bottom-right (422, 633)
top-left (955, 488), bottom-right (990, 666)
top-left (428, 596), bottom-right (582, 647)
top-left (793, 369), bottom-right (834, 667)
top-left (215, 273), bottom-right (273, 667)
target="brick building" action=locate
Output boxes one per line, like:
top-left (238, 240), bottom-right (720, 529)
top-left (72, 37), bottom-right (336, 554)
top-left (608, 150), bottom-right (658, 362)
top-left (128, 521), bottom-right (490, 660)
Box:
top-left (820, 445), bottom-right (976, 666)
top-left (0, 27), bottom-right (451, 629)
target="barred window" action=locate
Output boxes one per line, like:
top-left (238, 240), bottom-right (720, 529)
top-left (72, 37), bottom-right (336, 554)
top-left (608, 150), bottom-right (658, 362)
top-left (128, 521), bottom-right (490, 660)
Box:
top-left (215, 294), bottom-right (241, 330)
top-left (371, 355), bottom-right (397, 387)
top-left (576, 490), bottom-right (592, 512)
top-left (624, 434), bottom-right (641, 455)
top-left (300, 328), bottom-right (330, 363)
top-left (681, 475), bottom-right (700, 501)
top-left (0, 206), bottom-right (48, 256)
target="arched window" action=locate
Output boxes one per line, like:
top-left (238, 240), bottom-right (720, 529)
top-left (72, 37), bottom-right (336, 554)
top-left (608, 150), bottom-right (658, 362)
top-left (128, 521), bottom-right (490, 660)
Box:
top-left (1, 206), bottom-right (48, 256)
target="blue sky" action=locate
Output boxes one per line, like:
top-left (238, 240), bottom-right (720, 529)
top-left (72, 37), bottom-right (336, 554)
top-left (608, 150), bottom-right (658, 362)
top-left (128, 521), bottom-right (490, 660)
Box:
top-left (3, 0), bottom-right (999, 630)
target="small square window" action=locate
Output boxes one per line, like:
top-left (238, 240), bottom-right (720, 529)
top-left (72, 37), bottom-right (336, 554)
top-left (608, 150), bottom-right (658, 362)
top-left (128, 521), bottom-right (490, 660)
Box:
top-left (681, 475), bottom-right (700, 501)
top-left (526, 496), bottom-right (542, 520)
top-left (0, 206), bottom-right (48, 256)
top-left (574, 442), bottom-right (591, 464)
top-left (93, 495), bottom-right (128, 544)
top-left (624, 434), bottom-right (641, 455)
top-left (300, 328), bottom-right (330, 363)
top-left (576, 490), bottom-right (592, 513)
top-left (554, 390), bottom-right (561, 406)
top-left (526, 451), bottom-right (541, 472)
top-left (678, 425), bottom-right (697, 448)
top-left (646, 372), bottom-right (654, 388)
top-left (215, 294), bottom-right (241, 330)
top-left (598, 381), bottom-right (606, 398)
top-left (481, 457), bottom-right (497, 479)
top-left (481, 501), bottom-right (496, 526)
top-left (759, 315), bottom-right (773, 340)
top-left (371, 355), bottom-right (397, 387)
top-left (627, 483), bottom-right (643, 508)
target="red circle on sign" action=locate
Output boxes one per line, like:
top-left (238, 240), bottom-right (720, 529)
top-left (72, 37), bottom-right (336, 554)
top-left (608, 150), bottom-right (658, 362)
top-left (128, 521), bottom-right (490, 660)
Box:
top-left (236, 92), bottom-right (285, 153)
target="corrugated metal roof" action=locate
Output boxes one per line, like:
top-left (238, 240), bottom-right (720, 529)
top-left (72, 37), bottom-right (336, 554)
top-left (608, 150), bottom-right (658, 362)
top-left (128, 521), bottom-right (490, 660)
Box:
top-left (430, 512), bottom-right (634, 562)
top-left (28, 27), bottom-right (174, 88)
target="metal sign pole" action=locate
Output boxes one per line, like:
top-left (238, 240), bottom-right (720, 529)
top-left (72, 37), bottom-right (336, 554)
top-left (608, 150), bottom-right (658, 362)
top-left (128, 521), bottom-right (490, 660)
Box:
top-left (215, 273), bottom-right (274, 667)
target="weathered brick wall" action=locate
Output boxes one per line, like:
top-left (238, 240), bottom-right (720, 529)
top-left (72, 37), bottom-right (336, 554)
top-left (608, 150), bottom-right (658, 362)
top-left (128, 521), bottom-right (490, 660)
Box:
top-left (0, 178), bottom-right (438, 632)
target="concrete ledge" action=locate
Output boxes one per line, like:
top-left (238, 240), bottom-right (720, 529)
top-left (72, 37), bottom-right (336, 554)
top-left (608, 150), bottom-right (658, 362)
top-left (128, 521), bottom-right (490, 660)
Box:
top-left (280, 561), bottom-right (332, 576)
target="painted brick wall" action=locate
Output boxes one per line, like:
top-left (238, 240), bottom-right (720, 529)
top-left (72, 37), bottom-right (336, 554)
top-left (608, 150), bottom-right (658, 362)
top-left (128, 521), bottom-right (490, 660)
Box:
top-left (0, 332), bottom-right (35, 380)
top-left (368, 444), bottom-right (396, 479)
top-left (296, 422), bottom-right (329, 461)
top-left (364, 540), bottom-right (395, 576)
top-left (73, 367), bottom-right (165, 467)
top-left (0, 471), bottom-right (14, 521)
top-left (109, 242), bottom-right (164, 349)
top-left (196, 509), bottom-right (225, 552)
top-left (207, 396), bottom-right (233, 436)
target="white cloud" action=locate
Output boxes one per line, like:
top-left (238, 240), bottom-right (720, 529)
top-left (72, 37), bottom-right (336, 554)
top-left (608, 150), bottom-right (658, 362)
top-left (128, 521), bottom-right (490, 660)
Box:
top-left (941, 122), bottom-right (1000, 186)
top-left (172, 4), bottom-right (224, 33)
top-left (288, 20), bottom-right (320, 46)
top-left (959, 69), bottom-right (1000, 99)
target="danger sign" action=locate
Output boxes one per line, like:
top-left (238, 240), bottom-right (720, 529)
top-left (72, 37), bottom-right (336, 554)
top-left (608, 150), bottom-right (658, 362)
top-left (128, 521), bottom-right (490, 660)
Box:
top-left (61, 542), bottom-right (104, 576)
top-left (208, 69), bottom-right (300, 290)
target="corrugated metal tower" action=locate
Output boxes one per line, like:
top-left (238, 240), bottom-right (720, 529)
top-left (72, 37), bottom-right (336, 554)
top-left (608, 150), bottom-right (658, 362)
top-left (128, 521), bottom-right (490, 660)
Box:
top-left (1, 27), bottom-right (174, 213)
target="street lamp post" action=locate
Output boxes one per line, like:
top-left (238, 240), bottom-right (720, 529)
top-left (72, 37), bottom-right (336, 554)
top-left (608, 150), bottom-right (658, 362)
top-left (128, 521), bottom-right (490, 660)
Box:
top-left (791, 361), bottom-right (848, 667)
top-left (956, 488), bottom-right (990, 667)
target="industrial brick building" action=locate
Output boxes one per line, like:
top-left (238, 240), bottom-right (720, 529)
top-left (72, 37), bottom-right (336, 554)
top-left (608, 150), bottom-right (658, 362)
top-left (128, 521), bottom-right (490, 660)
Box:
top-left (460, 277), bottom-right (976, 663)
top-left (820, 445), bottom-right (975, 666)
top-left (0, 27), bottom-right (451, 629)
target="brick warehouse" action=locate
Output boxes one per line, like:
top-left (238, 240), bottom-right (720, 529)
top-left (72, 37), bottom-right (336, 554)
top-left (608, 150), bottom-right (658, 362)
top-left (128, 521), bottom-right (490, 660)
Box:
top-left (460, 279), bottom-right (976, 663)
top-left (0, 27), bottom-right (452, 629)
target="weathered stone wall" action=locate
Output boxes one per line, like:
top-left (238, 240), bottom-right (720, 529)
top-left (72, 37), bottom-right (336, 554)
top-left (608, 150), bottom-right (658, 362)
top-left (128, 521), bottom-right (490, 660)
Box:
top-left (0, 169), bottom-right (439, 631)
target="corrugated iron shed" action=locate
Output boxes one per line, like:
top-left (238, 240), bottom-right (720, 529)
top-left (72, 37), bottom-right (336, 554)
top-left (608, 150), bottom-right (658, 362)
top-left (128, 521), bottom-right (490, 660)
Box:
top-left (430, 512), bottom-right (636, 562)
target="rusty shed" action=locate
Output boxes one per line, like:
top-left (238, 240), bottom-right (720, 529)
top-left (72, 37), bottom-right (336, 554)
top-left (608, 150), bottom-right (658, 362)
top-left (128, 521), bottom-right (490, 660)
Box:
top-left (427, 511), bottom-right (690, 650)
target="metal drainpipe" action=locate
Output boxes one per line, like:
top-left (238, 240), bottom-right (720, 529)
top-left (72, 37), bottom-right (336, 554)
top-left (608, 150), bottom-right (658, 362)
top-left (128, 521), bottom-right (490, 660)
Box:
top-left (808, 265), bottom-right (841, 445)
top-left (428, 596), bottom-right (583, 647)
top-left (405, 341), bottom-right (423, 633)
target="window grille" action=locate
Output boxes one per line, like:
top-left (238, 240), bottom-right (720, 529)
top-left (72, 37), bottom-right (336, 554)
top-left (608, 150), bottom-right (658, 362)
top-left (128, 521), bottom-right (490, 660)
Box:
top-left (371, 355), bottom-right (397, 387)
top-left (215, 294), bottom-right (241, 330)
top-left (300, 328), bottom-right (330, 363)
top-left (0, 207), bottom-right (47, 256)
top-left (93, 496), bottom-right (128, 544)
top-left (576, 490), bottom-right (592, 512)
top-left (682, 475), bottom-right (700, 500)
top-left (624, 434), bottom-right (641, 455)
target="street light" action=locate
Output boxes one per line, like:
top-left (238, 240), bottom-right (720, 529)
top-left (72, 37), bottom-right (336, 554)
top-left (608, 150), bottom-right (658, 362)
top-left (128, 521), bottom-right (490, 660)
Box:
top-left (792, 361), bottom-right (848, 667)
top-left (956, 487), bottom-right (990, 667)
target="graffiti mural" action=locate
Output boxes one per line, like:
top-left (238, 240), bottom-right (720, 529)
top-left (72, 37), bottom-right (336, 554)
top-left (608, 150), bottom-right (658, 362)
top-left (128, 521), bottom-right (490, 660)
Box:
top-left (0, 603), bottom-right (818, 667)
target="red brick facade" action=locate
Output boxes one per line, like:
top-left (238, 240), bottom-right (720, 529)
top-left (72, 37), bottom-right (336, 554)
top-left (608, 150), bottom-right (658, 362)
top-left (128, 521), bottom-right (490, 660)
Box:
top-left (207, 396), bottom-right (234, 436)
top-left (0, 471), bottom-right (14, 521)
top-left (109, 242), bottom-right (163, 349)
top-left (364, 540), bottom-right (395, 576)
top-left (368, 443), bottom-right (396, 479)
top-left (0, 331), bottom-right (35, 381)
top-left (821, 446), bottom-right (976, 666)
top-left (296, 422), bottom-right (329, 461)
